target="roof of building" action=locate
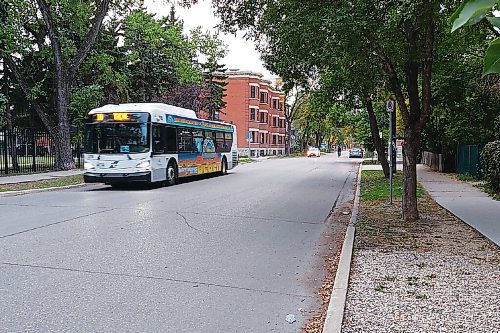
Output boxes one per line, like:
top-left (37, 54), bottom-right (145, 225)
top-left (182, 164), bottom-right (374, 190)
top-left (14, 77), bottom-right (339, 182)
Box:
top-left (225, 71), bottom-right (285, 94)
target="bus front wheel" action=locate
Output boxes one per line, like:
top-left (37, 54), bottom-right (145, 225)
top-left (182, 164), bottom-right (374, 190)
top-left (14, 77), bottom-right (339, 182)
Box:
top-left (166, 162), bottom-right (177, 186)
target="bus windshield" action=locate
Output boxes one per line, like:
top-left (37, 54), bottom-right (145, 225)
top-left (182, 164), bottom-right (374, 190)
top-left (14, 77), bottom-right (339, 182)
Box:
top-left (85, 123), bottom-right (150, 154)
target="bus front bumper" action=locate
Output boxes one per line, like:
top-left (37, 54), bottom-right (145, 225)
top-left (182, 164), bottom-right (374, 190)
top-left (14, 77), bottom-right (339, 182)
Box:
top-left (83, 171), bottom-right (151, 184)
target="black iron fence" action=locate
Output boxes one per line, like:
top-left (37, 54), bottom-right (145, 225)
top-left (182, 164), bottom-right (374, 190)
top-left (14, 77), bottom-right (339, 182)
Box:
top-left (0, 127), bottom-right (82, 175)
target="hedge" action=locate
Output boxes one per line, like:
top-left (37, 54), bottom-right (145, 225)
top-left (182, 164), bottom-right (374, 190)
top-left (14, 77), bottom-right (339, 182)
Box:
top-left (480, 141), bottom-right (500, 193)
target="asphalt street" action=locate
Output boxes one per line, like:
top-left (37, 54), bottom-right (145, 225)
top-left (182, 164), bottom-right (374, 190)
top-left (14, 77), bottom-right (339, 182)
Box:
top-left (0, 154), bottom-right (358, 332)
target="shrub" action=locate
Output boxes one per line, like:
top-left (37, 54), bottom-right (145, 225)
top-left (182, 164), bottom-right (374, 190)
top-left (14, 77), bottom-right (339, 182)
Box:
top-left (481, 141), bottom-right (500, 193)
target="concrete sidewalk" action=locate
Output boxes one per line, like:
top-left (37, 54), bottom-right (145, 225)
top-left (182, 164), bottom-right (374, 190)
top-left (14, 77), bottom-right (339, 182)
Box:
top-left (417, 164), bottom-right (500, 247)
top-left (0, 169), bottom-right (83, 185)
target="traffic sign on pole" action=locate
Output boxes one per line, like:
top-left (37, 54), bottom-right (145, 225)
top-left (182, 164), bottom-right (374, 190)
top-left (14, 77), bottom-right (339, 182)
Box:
top-left (386, 99), bottom-right (395, 113)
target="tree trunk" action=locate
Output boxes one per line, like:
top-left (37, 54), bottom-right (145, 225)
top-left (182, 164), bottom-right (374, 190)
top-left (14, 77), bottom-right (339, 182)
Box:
top-left (402, 132), bottom-right (420, 221)
top-left (286, 119), bottom-right (292, 155)
top-left (52, 126), bottom-right (75, 170)
top-left (365, 95), bottom-right (390, 178)
top-left (54, 81), bottom-right (75, 170)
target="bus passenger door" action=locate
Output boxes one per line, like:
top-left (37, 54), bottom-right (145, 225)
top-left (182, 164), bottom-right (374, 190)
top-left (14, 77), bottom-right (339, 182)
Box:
top-left (151, 125), bottom-right (167, 182)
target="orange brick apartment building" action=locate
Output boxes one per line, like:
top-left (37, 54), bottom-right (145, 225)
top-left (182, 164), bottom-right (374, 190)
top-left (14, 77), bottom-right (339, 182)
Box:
top-left (219, 71), bottom-right (286, 157)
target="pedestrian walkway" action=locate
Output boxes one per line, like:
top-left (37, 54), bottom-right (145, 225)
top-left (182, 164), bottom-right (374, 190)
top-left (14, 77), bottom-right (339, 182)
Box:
top-left (0, 169), bottom-right (83, 185)
top-left (417, 164), bottom-right (500, 247)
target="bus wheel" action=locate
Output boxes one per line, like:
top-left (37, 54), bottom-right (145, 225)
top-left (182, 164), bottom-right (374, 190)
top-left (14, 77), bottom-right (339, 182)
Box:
top-left (220, 157), bottom-right (228, 175)
top-left (166, 162), bottom-right (177, 186)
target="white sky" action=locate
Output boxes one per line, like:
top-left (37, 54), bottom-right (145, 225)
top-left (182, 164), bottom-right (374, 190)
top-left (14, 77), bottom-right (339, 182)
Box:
top-left (143, 0), bottom-right (275, 80)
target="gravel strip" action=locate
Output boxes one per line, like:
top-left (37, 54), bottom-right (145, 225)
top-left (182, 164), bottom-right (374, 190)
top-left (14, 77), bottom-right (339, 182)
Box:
top-left (343, 250), bottom-right (499, 332)
top-left (342, 195), bottom-right (500, 332)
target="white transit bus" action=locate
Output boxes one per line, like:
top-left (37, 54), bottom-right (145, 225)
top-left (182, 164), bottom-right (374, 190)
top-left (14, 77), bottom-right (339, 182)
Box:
top-left (83, 103), bottom-right (238, 186)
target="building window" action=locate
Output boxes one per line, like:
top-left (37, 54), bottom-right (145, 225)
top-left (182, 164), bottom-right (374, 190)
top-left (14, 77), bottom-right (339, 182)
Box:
top-left (250, 108), bottom-right (255, 121)
top-left (273, 117), bottom-right (277, 127)
top-left (272, 135), bottom-right (277, 144)
top-left (260, 133), bottom-right (265, 144)
top-left (278, 136), bottom-right (283, 144)
top-left (250, 86), bottom-right (257, 99)
top-left (273, 99), bottom-right (277, 109)
top-left (260, 112), bottom-right (266, 123)
top-left (260, 92), bottom-right (266, 103)
top-left (279, 101), bottom-right (283, 110)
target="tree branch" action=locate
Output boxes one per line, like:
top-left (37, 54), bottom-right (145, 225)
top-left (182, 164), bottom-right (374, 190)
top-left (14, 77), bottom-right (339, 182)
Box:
top-left (68, 0), bottom-right (111, 82)
top-left (419, 13), bottom-right (435, 132)
top-left (366, 34), bottom-right (411, 127)
top-left (36, 0), bottom-right (64, 76)
top-left (403, 19), bottom-right (421, 125)
top-left (4, 56), bottom-right (55, 131)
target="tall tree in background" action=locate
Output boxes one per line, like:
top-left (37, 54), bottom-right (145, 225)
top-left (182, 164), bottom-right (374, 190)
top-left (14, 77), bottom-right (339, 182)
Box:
top-left (191, 28), bottom-right (228, 120)
top-left (3, 0), bottom-right (112, 170)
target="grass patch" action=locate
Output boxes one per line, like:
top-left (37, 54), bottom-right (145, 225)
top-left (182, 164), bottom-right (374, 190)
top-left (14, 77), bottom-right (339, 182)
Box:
top-left (453, 173), bottom-right (478, 182)
top-left (271, 153), bottom-right (304, 159)
top-left (237, 157), bottom-right (256, 164)
top-left (475, 182), bottom-right (500, 201)
top-left (0, 175), bottom-right (84, 192)
top-left (362, 159), bottom-right (379, 165)
top-left (361, 170), bottom-right (423, 200)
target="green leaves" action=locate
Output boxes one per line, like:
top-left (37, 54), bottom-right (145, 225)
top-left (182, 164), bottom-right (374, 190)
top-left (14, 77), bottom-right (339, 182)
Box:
top-left (450, 0), bottom-right (497, 32)
top-left (483, 37), bottom-right (500, 74)
top-left (451, 1), bottom-right (500, 75)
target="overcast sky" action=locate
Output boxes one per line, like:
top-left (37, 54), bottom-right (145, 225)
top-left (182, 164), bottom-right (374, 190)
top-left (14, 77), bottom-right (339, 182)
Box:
top-left (143, 0), bottom-right (275, 80)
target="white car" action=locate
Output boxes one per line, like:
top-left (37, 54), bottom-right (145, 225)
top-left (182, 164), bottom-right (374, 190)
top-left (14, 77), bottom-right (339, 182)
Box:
top-left (307, 147), bottom-right (321, 157)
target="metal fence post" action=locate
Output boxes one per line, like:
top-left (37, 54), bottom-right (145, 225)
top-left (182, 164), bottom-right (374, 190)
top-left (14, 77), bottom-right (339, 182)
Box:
top-left (1, 128), bottom-right (8, 174)
top-left (31, 128), bottom-right (36, 172)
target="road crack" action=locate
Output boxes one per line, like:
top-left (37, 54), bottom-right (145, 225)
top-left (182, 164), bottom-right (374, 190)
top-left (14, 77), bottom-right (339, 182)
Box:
top-left (0, 261), bottom-right (313, 299)
top-left (176, 212), bottom-right (209, 234)
top-left (0, 208), bottom-right (115, 239)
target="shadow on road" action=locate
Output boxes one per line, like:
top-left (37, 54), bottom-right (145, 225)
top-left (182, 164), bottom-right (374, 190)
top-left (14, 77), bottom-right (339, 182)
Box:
top-left (88, 172), bottom-right (234, 192)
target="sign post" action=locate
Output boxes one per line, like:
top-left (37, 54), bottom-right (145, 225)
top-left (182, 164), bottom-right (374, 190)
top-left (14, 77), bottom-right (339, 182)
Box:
top-left (386, 99), bottom-right (395, 204)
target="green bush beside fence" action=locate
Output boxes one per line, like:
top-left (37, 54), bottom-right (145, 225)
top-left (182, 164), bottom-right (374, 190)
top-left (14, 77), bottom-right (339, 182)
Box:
top-left (480, 141), bottom-right (500, 194)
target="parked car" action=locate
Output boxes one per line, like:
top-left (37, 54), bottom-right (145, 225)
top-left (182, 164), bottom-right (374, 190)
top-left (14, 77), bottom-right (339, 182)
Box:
top-left (307, 147), bottom-right (321, 157)
top-left (15, 144), bottom-right (48, 156)
top-left (349, 148), bottom-right (363, 158)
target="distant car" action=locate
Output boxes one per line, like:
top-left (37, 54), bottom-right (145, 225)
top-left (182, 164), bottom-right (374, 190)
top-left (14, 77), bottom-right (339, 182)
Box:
top-left (307, 147), bottom-right (321, 157)
top-left (349, 148), bottom-right (363, 158)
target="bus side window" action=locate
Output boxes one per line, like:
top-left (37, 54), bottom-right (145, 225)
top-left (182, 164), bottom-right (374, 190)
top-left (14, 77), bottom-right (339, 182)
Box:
top-left (178, 129), bottom-right (193, 153)
top-left (153, 125), bottom-right (165, 154)
top-left (164, 126), bottom-right (177, 153)
top-left (215, 132), bottom-right (225, 152)
top-left (224, 132), bottom-right (233, 150)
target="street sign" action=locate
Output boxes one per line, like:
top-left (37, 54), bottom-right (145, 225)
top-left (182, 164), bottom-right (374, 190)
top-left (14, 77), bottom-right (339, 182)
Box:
top-left (386, 99), bottom-right (395, 113)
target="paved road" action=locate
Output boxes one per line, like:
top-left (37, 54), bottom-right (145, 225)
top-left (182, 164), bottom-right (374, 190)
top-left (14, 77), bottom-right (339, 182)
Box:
top-left (0, 154), bottom-right (358, 332)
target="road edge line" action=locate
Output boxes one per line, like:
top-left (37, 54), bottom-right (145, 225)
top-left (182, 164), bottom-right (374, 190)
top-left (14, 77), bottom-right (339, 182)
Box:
top-left (322, 164), bottom-right (362, 333)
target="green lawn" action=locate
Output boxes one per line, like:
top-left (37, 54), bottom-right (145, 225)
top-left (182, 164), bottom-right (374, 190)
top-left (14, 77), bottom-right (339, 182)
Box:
top-left (361, 170), bottom-right (423, 200)
top-left (0, 175), bottom-right (84, 192)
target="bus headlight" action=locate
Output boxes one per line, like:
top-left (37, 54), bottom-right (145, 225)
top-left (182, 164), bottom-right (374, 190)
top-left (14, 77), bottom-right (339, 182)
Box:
top-left (84, 162), bottom-right (95, 170)
top-left (136, 160), bottom-right (150, 169)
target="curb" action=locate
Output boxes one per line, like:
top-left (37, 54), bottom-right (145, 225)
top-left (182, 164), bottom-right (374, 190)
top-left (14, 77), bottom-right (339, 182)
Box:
top-left (0, 183), bottom-right (88, 197)
top-left (322, 164), bottom-right (362, 333)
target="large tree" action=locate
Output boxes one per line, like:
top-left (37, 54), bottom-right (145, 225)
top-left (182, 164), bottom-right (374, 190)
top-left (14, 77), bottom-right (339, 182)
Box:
top-left (2, 0), bottom-right (112, 170)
